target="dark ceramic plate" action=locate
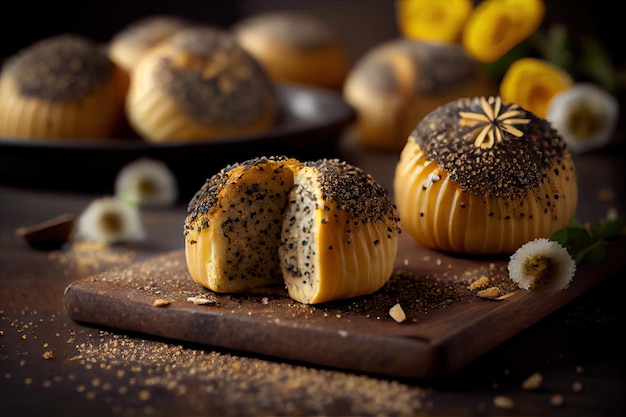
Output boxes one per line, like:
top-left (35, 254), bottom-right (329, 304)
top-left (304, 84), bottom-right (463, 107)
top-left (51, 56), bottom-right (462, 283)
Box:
top-left (0, 84), bottom-right (355, 201)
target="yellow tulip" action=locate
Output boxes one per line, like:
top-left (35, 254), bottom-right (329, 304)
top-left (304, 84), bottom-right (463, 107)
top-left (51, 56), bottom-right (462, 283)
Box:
top-left (396, 0), bottom-right (473, 43)
top-left (499, 58), bottom-right (573, 118)
top-left (463, 0), bottom-right (545, 63)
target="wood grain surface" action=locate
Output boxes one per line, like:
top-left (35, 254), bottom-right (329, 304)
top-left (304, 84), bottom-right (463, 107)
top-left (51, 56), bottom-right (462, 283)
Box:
top-left (63, 232), bottom-right (626, 379)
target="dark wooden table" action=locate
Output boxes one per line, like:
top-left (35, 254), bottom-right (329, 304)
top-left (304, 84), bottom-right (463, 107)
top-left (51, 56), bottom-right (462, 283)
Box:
top-left (1, 133), bottom-right (624, 416)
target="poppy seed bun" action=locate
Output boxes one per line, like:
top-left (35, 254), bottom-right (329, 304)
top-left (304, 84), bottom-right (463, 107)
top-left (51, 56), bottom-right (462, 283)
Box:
top-left (343, 39), bottom-right (496, 151)
top-left (279, 158), bottom-right (400, 304)
top-left (108, 15), bottom-right (189, 73)
top-left (394, 96), bottom-right (578, 255)
top-left (185, 156), bottom-right (303, 293)
top-left (232, 11), bottom-right (349, 90)
top-left (125, 26), bottom-right (278, 142)
top-left (0, 34), bottom-right (129, 139)
top-left (184, 156), bottom-right (400, 304)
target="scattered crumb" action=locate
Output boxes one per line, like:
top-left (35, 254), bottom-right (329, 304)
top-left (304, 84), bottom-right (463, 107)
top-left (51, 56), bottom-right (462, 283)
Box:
top-left (572, 381), bottom-right (583, 392)
top-left (495, 292), bottom-right (517, 300)
top-left (493, 395), bottom-right (514, 409)
top-left (521, 372), bottom-right (543, 390)
top-left (42, 351), bottom-right (55, 360)
top-left (389, 303), bottom-right (407, 323)
top-left (468, 276), bottom-right (489, 290)
top-left (49, 241), bottom-right (137, 274)
top-left (575, 365), bottom-right (584, 374)
top-left (477, 287), bottom-right (503, 300)
top-left (64, 330), bottom-right (426, 415)
top-left (186, 296), bottom-right (216, 306)
top-left (153, 299), bottom-right (171, 307)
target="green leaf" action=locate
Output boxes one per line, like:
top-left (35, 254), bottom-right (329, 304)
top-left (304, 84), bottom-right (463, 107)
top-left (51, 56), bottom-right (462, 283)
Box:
top-left (581, 245), bottom-right (607, 264)
top-left (534, 24), bottom-right (575, 74)
top-left (578, 37), bottom-right (617, 92)
top-left (549, 215), bottom-right (625, 266)
top-left (550, 228), bottom-right (569, 245)
top-left (598, 217), bottom-right (626, 239)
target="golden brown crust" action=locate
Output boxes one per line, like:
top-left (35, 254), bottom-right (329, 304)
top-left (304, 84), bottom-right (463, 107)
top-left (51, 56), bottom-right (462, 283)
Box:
top-left (304, 159), bottom-right (401, 229)
top-left (3, 34), bottom-right (116, 102)
top-left (393, 96), bottom-right (578, 255)
top-left (233, 11), bottom-right (349, 90)
top-left (184, 156), bottom-right (303, 293)
top-left (184, 156), bottom-right (400, 303)
top-left (108, 15), bottom-right (189, 72)
top-left (280, 159), bottom-right (400, 304)
top-left (413, 96), bottom-right (572, 200)
top-left (233, 11), bottom-right (337, 49)
top-left (126, 26), bottom-right (278, 142)
top-left (185, 156), bottom-right (299, 232)
top-left (343, 39), bottom-right (496, 150)
top-left (0, 34), bottom-right (130, 139)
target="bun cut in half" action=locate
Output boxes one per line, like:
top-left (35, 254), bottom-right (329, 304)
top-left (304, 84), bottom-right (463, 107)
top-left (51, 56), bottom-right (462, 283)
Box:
top-left (184, 156), bottom-right (401, 304)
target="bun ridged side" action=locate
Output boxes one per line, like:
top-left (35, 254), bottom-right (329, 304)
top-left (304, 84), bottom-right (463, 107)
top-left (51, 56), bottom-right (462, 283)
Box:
top-left (126, 26), bottom-right (278, 142)
top-left (184, 156), bottom-right (401, 304)
top-left (394, 96), bottom-right (578, 255)
top-left (233, 11), bottom-right (349, 90)
top-left (0, 34), bottom-right (129, 139)
top-left (280, 159), bottom-right (401, 304)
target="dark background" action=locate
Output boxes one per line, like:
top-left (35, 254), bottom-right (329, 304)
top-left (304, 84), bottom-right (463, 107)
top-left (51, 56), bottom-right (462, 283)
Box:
top-left (1, 1), bottom-right (621, 69)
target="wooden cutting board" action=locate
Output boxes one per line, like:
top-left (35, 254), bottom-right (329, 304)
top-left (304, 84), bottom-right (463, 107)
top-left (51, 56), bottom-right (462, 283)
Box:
top-left (63, 232), bottom-right (625, 379)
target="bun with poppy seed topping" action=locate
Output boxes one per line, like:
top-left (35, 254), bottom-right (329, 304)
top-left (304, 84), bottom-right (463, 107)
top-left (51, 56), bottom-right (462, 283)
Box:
top-left (0, 34), bottom-right (129, 139)
top-left (343, 39), bottom-right (496, 151)
top-left (393, 96), bottom-right (578, 255)
top-left (125, 25), bottom-right (278, 142)
top-left (184, 156), bottom-right (401, 304)
top-left (279, 158), bottom-right (401, 304)
top-left (185, 156), bottom-right (303, 293)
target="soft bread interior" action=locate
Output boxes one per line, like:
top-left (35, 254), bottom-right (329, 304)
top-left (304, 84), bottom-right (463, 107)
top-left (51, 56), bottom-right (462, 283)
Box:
top-left (185, 160), bottom-right (298, 293)
top-left (280, 166), bottom-right (398, 304)
top-left (186, 158), bottom-right (400, 304)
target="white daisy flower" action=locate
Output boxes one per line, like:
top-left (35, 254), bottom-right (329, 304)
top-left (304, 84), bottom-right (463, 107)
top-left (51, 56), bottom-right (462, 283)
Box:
top-left (76, 196), bottom-right (146, 244)
top-left (546, 83), bottom-right (619, 154)
top-left (115, 158), bottom-right (178, 207)
top-left (507, 238), bottom-right (576, 292)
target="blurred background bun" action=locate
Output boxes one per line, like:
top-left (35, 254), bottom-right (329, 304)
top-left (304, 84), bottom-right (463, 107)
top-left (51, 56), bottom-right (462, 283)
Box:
top-left (232, 10), bottom-right (350, 90)
top-left (108, 15), bottom-right (190, 73)
top-left (125, 25), bottom-right (278, 142)
top-left (343, 39), bottom-right (497, 151)
top-left (0, 34), bottom-right (129, 140)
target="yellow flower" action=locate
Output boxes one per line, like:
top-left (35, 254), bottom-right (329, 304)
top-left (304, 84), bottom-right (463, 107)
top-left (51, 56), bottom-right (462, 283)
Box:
top-left (462, 0), bottom-right (545, 63)
top-left (396, 0), bottom-right (473, 43)
top-left (499, 58), bottom-right (573, 118)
